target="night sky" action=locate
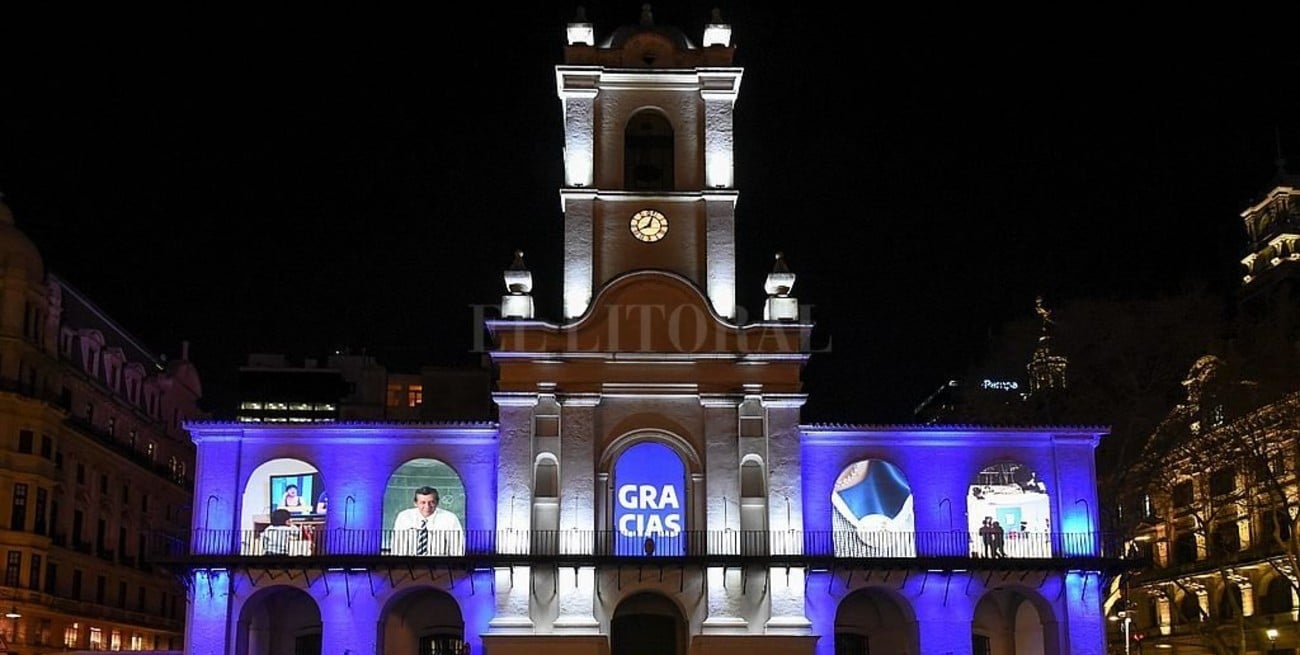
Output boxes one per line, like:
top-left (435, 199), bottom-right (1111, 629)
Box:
top-left (1, 5), bottom-right (1298, 422)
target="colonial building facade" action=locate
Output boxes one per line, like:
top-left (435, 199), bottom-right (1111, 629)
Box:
top-left (1114, 174), bottom-right (1300, 654)
top-left (0, 198), bottom-right (203, 653)
top-left (177, 10), bottom-right (1117, 655)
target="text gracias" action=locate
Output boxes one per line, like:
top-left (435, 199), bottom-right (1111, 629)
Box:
top-left (617, 484), bottom-right (682, 536)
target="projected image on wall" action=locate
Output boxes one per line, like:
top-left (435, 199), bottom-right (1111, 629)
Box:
top-left (967, 461), bottom-right (1051, 558)
top-left (831, 458), bottom-right (915, 557)
top-left (383, 458), bottom-right (466, 556)
top-left (240, 458), bottom-right (326, 556)
top-left (613, 442), bottom-right (686, 556)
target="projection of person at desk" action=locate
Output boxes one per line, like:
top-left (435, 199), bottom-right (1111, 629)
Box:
top-left (261, 509), bottom-right (301, 556)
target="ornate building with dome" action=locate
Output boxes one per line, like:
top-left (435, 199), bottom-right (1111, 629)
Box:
top-left (173, 9), bottom-right (1119, 655)
top-left (0, 197), bottom-right (204, 653)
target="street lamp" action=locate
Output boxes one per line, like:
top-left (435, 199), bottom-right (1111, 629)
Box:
top-left (1266, 626), bottom-right (1279, 654)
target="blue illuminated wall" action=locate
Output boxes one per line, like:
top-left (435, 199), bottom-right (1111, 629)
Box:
top-left (801, 426), bottom-right (1102, 559)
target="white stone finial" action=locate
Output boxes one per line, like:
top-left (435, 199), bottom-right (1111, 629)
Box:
top-left (504, 250), bottom-right (533, 294)
top-left (501, 250), bottom-right (535, 319)
top-left (763, 252), bottom-right (799, 321)
top-left (567, 6), bottom-right (595, 45)
top-left (764, 252), bottom-right (796, 296)
top-left (703, 7), bottom-right (732, 47)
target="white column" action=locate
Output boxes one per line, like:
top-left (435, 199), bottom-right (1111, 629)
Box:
top-left (488, 566), bottom-right (534, 633)
top-left (555, 70), bottom-right (597, 188)
top-left (704, 193), bottom-right (738, 320)
top-left (561, 191), bottom-right (596, 320)
top-left (494, 394), bottom-right (537, 555)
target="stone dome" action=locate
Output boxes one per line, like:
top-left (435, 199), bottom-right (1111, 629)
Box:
top-left (0, 199), bottom-right (46, 281)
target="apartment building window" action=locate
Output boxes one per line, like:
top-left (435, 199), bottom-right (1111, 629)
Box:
top-left (121, 483), bottom-right (129, 504)
top-left (10, 483), bottom-right (27, 530)
top-left (1171, 481), bottom-right (1194, 508)
top-left (127, 429), bottom-right (137, 451)
top-left (386, 383), bottom-right (402, 406)
top-left (89, 626), bottom-right (104, 650)
top-left (111, 628), bottom-right (122, 651)
top-left (17, 429), bottom-right (33, 453)
top-left (106, 416), bottom-right (116, 437)
top-left (72, 510), bottom-right (84, 546)
top-left (137, 585), bottom-right (146, 611)
top-left (130, 633), bottom-right (144, 650)
top-left (44, 562), bottom-right (56, 594)
top-left (95, 575), bottom-right (106, 604)
top-left (4, 551), bottom-right (20, 586)
top-left (407, 384), bottom-right (423, 408)
top-left (1212, 521), bottom-right (1241, 557)
top-left (141, 493), bottom-right (149, 513)
top-left (85, 402), bottom-right (94, 423)
top-left (99, 473), bottom-right (109, 495)
top-left (36, 617), bottom-right (49, 646)
top-left (34, 487), bottom-right (46, 535)
top-left (39, 434), bottom-right (52, 458)
top-left (64, 623), bottom-right (80, 649)
top-left (1261, 509), bottom-right (1293, 545)
top-left (1174, 532), bottom-right (1199, 565)
top-left (71, 569), bottom-right (82, 599)
top-left (160, 591), bottom-right (167, 615)
top-left (146, 442), bottom-right (155, 462)
top-left (118, 581), bottom-right (127, 609)
top-left (76, 462), bottom-right (85, 485)
top-left (1209, 468), bottom-right (1237, 497)
top-left (1269, 449), bottom-right (1289, 477)
top-left (28, 553), bottom-right (40, 590)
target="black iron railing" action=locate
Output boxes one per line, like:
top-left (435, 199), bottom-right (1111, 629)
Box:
top-left (154, 528), bottom-right (1128, 562)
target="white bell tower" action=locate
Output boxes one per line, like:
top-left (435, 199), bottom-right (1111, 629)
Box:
top-left (556, 4), bottom-right (741, 320)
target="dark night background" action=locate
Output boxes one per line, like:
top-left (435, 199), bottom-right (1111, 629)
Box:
top-left (1, 5), bottom-right (1297, 422)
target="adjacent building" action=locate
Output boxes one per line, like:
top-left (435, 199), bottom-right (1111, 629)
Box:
top-left (1112, 171), bottom-right (1300, 653)
top-left (173, 9), bottom-right (1120, 655)
top-left (0, 199), bottom-right (203, 653)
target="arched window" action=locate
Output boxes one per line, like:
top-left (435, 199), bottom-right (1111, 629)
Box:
top-left (613, 441), bottom-right (686, 556)
top-left (624, 110), bottom-right (674, 191)
top-left (968, 461), bottom-right (1052, 558)
top-left (534, 456), bottom-right (559, 498)
top-left (831, 459), bottom-right (914, 557)
top-left (384, 459), bottom-right (466, 557)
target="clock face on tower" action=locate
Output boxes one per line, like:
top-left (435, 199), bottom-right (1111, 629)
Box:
top-left (630, 209), bottom-right (668, 243)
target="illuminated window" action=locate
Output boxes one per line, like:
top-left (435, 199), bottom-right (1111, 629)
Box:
top-left (266, 402), bottom-right (288, 411)
top-left (386, 383), bottom-right (402, 406)
top-left (111, 628), bottom-right (122, 651)
top-left (289, 402), bottom-right (312, 411)
top-left (64, 623), bottom-right (80, 648)
top-left (130, 633), bottom-right (144, 650)
top-left (239, 402), bottom-right (263, 410)
top-left (407, 385), bottom-right (423, 408)
top-left (146, 442), bottom-right (155, 462)
top-left (89, 626), bottom-right (104, 649)
top-left (314, 403), bottom-right (335, 412)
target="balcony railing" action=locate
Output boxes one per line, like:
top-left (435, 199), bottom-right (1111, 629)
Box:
top-left (153, 529), bottom-right (1129, 564)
